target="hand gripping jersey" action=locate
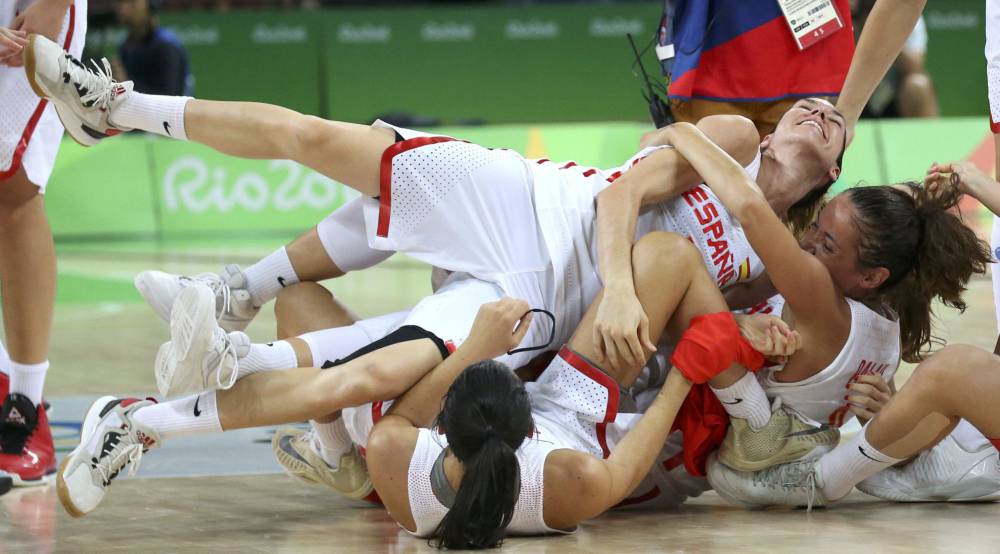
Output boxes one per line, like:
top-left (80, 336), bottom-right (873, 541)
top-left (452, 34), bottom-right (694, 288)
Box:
top-left (751, 295), bottom-right (902, 427)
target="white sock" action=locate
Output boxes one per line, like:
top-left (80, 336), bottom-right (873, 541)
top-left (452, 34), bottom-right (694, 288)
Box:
top-left (9, 360), bottom-right (49, 406)
top-left (816, 423), bottom-right (905, 500)
top-left (133, 392), bottom-right (222, 441)
top-left (242, 247), bottom-right (299, 305)
top-left (310, 418), bottom-right (353, 469)
top-left (710, 371), bottom-right (771, 430)
top-left (237, 341), bottom-right (298, 379)
top-left (0, 341), bottom-right (10, 377)
top-left (109, 92), bottom-right (191, 140)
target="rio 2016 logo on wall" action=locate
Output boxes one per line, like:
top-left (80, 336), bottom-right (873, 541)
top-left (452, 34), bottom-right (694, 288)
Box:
top-left (163, 156), bottom-right (358, 215)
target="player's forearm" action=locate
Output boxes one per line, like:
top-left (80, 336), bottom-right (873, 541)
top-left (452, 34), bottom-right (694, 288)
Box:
top-left (666, 123), bottom-right (766, 222)
top-left (965, 170), bottom-right (1000, 217)
top-left (837, 0), bottom-right (927, 128)
top-left (389, 343), bottom-right (484, 428)
top-left (595, 185), bottom-right (642, 295)
top-left (604, 370), bottom-right (691, 501)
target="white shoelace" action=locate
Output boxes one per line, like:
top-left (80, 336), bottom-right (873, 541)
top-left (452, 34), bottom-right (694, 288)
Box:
top-left (211, 327), bottom-right (240, 391)
top-left (178, 273), bottom-right (232, 320)
top-left (95, 435), bottom-right (146, 486)
top-left (70, 57), bottom-right (118, 110)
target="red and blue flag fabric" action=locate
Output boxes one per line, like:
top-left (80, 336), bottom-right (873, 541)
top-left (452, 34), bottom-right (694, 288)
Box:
top-left (666, 0), bottom-right (854, 102)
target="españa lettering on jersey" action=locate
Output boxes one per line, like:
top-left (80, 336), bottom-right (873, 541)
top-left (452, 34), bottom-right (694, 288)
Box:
top-left (681, 186), bottom-right (739, 286)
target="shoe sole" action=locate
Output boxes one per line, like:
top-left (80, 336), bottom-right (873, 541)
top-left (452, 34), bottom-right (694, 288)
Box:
top-left (24, 34), bottom-right (102, 148)
top-left (134, 272), bottom-right (175, 323)
top-left (720, 431), bottom-right (839, 472)
top-left (165, 286), bottom-right (217, 394)
top-left (57, 395), bottom-right (116, 518)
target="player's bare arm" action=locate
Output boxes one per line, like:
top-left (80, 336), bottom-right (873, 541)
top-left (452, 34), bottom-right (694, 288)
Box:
top-left (592, 115), bottom-right (759, 371)
top-left (835, 0), bottom-right (927, 137)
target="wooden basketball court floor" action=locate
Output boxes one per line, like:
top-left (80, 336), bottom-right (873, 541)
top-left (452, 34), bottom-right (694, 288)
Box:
top-left (3, 239), bottom-right (1000, 553)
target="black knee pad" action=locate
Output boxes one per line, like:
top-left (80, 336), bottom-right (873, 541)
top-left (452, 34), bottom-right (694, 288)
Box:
top-left (319, 325), bottom-right (449, 369)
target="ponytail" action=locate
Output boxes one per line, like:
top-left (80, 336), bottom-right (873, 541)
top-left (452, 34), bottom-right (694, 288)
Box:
top-left (847, 184), bottom-right (992, 361)
top-left (432, 360), bottom-right (533, 549)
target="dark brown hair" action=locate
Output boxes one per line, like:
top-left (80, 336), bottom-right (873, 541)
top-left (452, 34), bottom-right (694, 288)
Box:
top-left (847, 183), bottom-right (992, 361)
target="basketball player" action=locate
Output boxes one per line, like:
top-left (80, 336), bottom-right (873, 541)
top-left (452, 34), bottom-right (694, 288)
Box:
top-left (708, 343), bottom-right (1000, 507)
top-left (55, 231), bottom-right (795, 524)
top-left (0, 0), bottom-right (86, 488)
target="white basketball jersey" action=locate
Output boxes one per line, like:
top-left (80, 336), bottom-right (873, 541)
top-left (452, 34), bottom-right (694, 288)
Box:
top-left (632, 184), bottom-right (763, 290)
top-left (405, 429), bottom-right (572, 538)
top-left (754, 295), bottom-right (902, 427)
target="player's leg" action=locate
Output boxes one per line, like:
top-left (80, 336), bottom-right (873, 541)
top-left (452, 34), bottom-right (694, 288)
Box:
top-left (0, 169), bottom-right (56, 486)
top-left (26, 35), bottom-right (393, 197)
top-left (565, 232), bottom-right (734, 388)
top-left (0, 0), bottom-right (84, 484)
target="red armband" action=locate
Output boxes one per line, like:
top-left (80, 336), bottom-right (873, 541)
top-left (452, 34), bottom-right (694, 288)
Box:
top-left (991, 116), bottom-right (1000, 134)
top-left (670, 312), bottom-right (764, 384)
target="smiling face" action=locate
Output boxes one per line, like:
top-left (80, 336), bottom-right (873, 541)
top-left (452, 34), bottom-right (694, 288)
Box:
top-left (764, 98), bottom-right (847, 189)
top-left (799, 193), bottom-right (889, 297)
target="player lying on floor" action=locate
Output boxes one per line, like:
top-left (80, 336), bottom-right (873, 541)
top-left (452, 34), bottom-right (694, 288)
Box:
top-left (24, 34), bottom-right (846, 444)
top-left (56, 232), bottom-right (796, 547)
top-left (708, 344), bottom-right (1000, 508)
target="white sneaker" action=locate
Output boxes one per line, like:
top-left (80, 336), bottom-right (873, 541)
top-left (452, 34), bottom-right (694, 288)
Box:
top-left (23, 34), bottom-right (132, 146)
top-left (56, 396), bottom-right (159, 517)
top-left (135, 265), bottom-right (260, 332)
top-left (706, 452), bottom-right (829, 510)
top-left (154, 284), bottom-right (251, 397)
top-left (857, 435), bottom-right (1000, 502)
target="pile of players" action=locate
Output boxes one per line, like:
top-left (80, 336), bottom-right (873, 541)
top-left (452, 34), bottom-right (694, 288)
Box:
top-left (11, 22), bottom-right (1000, 548)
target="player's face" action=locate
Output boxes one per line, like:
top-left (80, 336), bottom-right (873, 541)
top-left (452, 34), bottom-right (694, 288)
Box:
top-left (799, 193), bottom-right (867, 295)
top-left (769, 98), bottom-right (846, 184)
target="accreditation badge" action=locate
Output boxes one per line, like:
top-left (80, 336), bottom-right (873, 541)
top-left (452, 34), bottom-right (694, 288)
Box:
top-left (775, 0), bottom-right (845, 50)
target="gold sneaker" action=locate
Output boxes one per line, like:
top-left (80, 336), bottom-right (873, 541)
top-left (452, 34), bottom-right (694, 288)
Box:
top-left (718, 398), bottom-right (840, 472)
top-left (272, 427), bottom-right (374, 499)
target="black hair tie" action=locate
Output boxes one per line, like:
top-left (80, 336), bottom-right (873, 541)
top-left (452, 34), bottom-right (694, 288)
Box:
top-left (507, 309), bottom-right (556, 356)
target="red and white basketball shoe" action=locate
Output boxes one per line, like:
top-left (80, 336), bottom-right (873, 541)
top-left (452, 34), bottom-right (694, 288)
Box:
top-left (0, 393), bottom-right (57, 487)
top-left (57, 396), bottom-right (159, 517)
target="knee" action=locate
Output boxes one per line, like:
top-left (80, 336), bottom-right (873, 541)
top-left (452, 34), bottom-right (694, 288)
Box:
top-left (274, 283), bottom-right (354, 338)
top-left (291, 115), bottom-right (336, 154)
top-left (631, 232), bottom-right (699, 280)
top-left (0, 179), bottom-right (42, 225)
top-left (909, 344), bottom-right (988, 391)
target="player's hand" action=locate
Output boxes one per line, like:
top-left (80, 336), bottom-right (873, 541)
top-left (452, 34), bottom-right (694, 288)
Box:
top-left (0, 27), bottom-right (27, 65)
top-left (592, 289), bottom-right (656, 373)
top-left (462, 298), bottom-right (533, 361)
top-left (7, 0), bottom-right (70, 67)
top-left (846, 374), bottom-right (893, 423)
top-left (735, 314), bottom-right (801, 363)
top-left (926, 160), bottom-right (997, 201)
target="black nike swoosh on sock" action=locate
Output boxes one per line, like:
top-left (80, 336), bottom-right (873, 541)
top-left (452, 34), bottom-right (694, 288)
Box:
top-left (163, 121), bottom-right (171, 135)
top-left (193, 395), bottom-right (202, 417)
top-left (858, 445), bottom-right (887, 463)
top-left (278, 276), bottom-right (287, 288)
top-left (720, 398), bottom-right (744, 405)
